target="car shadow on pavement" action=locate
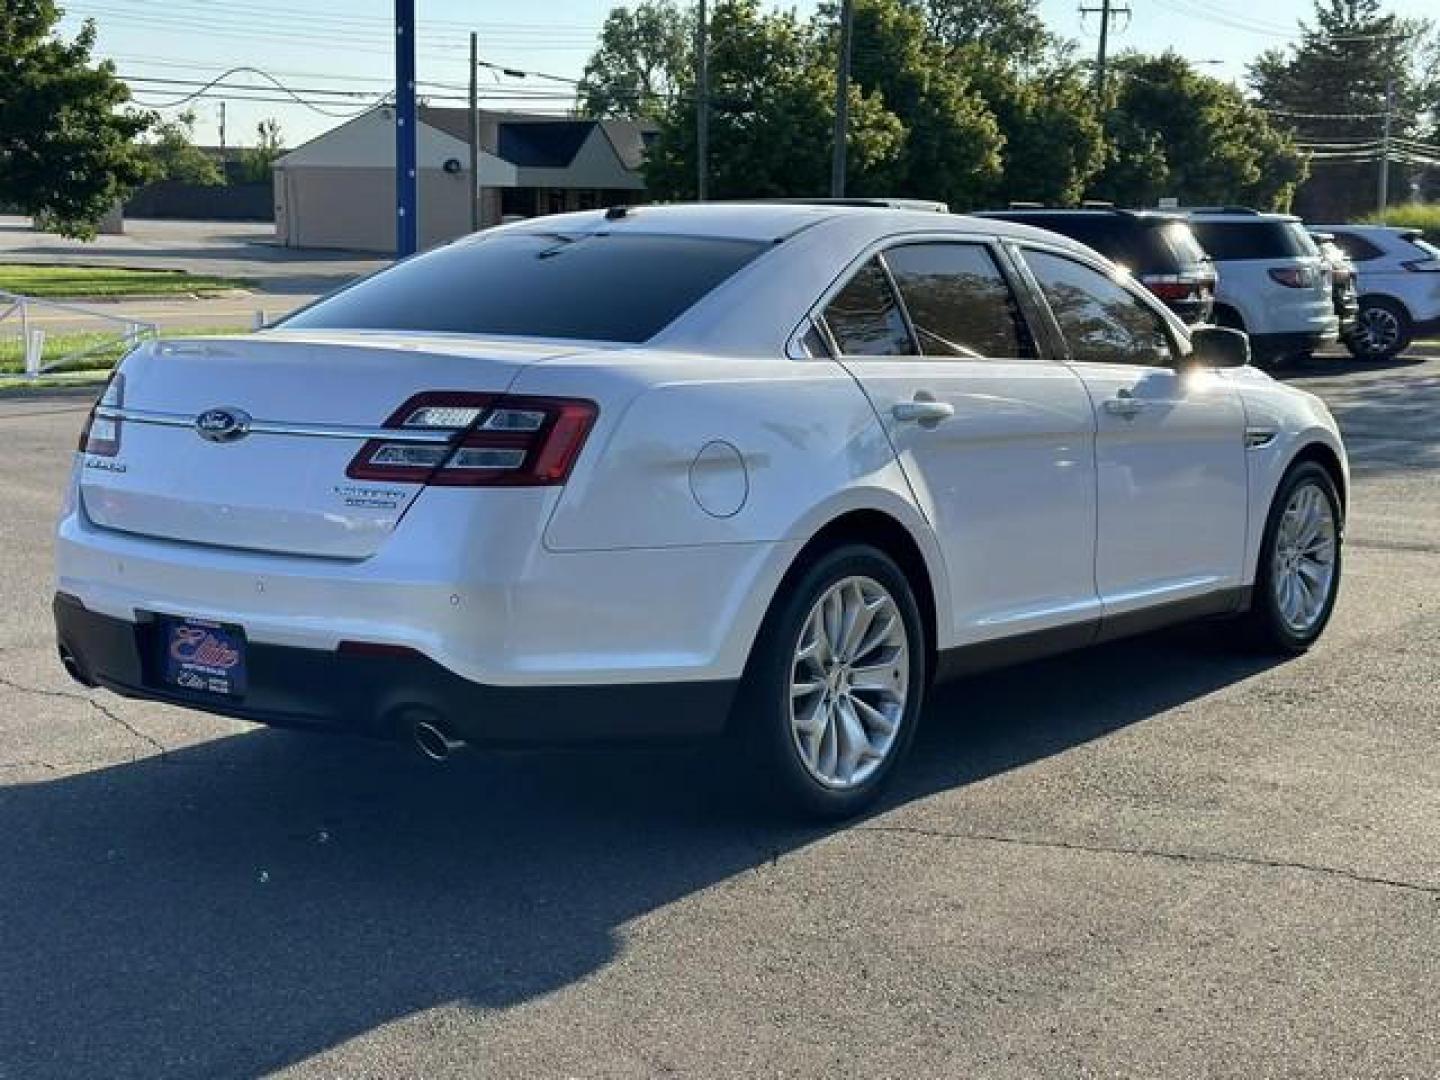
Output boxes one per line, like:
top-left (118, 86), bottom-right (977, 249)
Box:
top-left (0, 624), bottom-right (1278, 1078)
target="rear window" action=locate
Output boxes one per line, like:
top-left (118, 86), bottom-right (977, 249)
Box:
top-left (1328, 231), bottom-right (1384, 262)
top-left (1160, 223), bottom-right (1208, 265)
top-left (1188, 220), bottom-right (1316, 261)
top-left (990, 214), bottom-right (1202, 273)
top-left (281, 232), bottom-right (768, 343)
top-left (1403, 235), bottom-right (1440, 261)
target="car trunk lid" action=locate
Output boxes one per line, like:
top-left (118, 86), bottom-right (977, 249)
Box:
top-left (80, 332), bottom-right (580, 558)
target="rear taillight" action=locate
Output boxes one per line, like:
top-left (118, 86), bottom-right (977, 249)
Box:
top-left (1140, 273), bottom-right (1209, 302)
top-left (346, 392), bottom-right (598, 487)
top-left (78, 372), bottom-right (125, 457)
top-left (1267, 266), bottom-right (1317, 289)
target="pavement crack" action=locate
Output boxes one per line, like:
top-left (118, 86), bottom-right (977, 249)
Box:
top-left (854, 825), bottom-right (1440, 898)
top-left (0, 675), bottom-right (168, 761)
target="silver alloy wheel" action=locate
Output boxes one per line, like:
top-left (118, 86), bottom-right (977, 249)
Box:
top-left (1272, 481), bottom-right (1338, 634)
top-left (1354, 305), bottom-right (1401, 356)
top-left (788, 575), bottom-right (909, 789)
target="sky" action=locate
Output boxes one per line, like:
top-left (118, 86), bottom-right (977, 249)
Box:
top-left (56, 0), bottom-right (1438, 151)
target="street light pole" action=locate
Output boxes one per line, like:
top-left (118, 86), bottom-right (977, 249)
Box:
top-left (395, 0), bottom-right (419, 258)
top-left (469, 30), bottom-right (481, 232)
top-left (1377, 77), bottom-right (1394, 222)
top-left (830, 0), bottom-right (853, 198)
top-left (696, 0), bottom-right (709, 201)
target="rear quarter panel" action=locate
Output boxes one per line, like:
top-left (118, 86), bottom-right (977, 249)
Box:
top-left (511, 352), bottom-right (953, 646)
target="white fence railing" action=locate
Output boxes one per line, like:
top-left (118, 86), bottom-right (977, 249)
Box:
top-left (0, 290), bottom-right (158, 378)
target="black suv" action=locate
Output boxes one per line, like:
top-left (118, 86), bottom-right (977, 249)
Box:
top-left (974, 207), bottom-right (1217, 325)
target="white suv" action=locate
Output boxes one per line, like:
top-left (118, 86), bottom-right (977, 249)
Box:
top-left (54, 203), bottom-right (1347, 817)
top-left (1184, 209), bottom-right (1340, 364)
top-left (1315, 224), bottom-right (1440, 360)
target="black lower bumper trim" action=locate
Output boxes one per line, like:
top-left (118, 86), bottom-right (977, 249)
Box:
top-left (1248, 330), bottom-right (1337, 358)
top-left (53, 593), bottom-right (736, 746)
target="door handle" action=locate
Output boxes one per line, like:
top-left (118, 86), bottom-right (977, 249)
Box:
top-left (1103, 389), bottom-right (1145, 419)
top-left (892, 398), bottom-right (954, 426)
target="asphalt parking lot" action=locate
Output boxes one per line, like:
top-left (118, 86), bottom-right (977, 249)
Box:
top-left (1, 355), bottom-right (1437, 1078)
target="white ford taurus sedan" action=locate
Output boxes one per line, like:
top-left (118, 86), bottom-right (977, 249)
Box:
top-left (54, 201), bottom-right (1346, 817)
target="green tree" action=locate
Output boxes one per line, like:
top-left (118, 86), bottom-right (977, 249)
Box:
top-left (1092, 52), bottom-right (1306, 210)
top-left (841, 0), bottom-right (1003, 209)
top-left (1248, 0), bottom-right (1435, 218)
top-left (0, 0), bottom-right (152, 238)
top-left (643, 0), bottom-right (904, 200)
top-left (966, 52), bottom-right (1106, 205)
top-left (240, 118), bottom-right (284, 184)
top-left (908, 0), bottom-right (1052, 68)
top-left (145, 110), bottom-right (224, 186)
top-left (579, 0), bottom-right (693, 120)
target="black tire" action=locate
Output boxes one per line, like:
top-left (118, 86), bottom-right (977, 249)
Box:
top-left (1239, 461), bottom-right (1343, 654)
top-left (733, 544), bottom-right (927, 820)
top-left (1345, 297), bottom-right (1411, 361)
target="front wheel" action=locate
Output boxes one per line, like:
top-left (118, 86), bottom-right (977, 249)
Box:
top-left (1241, 462), bottom-right (1343, 654)
top-left (734, 545), bottom-right (927, 819)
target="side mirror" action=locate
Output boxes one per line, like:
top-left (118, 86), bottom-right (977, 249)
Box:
top-left (1188, 325), bottom-right (1250, 369)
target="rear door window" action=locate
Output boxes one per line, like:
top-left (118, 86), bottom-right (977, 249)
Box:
top-left (821, 258), bottom-right (915, 356)
top-left (882, 242), bottom-right (1036, 358)
top-left (1021, 249), bottom-right (1176, 367)
top-left (281, 232), bottom-right (768, 343)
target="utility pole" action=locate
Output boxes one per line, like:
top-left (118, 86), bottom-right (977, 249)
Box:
top-left (830, 0), bottom-right (854, 197)
top-left (469, 30), bottom-right (481, 232)
top-left (394, 0), bottom-right (419, 258)
top-left (1377, 76), bottom-right (1395, 222)
top-left (218, 102), bottom-right (227, 153)
top-left (1079, 0), bottom-right (1129, 104)
top-left (696, 0), bottom-right (708, 200)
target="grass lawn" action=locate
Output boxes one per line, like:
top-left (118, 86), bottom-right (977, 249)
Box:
top-left (0, 264), bottom-right (250, 299)
top-left (0, 327), bottom-right (247, 380)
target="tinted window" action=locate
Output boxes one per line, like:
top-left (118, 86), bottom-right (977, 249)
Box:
top-left (1021, 249), bottom-right (1176, 367)
top-left (1403, 235), bottom-right (1440, 261)
top-left (282, 232), bottom-right (767, 343)
top-left (1160, 222), bottom-right (1208, 266)
top-left (822, 258), bottom-right (914, 356)
top-left (1188, 220), bottom-right (1316, 260)
top-left (1327, 231), bottom-right (1384, 262)
top-left (883, 243), bottom-right (1035, 358)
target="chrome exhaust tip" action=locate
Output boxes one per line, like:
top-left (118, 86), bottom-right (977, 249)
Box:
top-left (412, 718), bottom-right (463, 762)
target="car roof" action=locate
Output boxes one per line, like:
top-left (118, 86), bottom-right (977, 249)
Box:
top-left (1181, 208), bottom-right (1302, 223)
top-left (485, 201), bottom-right (1098, 251)
top-left (974, 207), bottom-right (1184, 225)
top-left (1311, 223), bottom-right (1421, 238)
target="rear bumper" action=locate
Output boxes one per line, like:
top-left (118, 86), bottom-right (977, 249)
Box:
top-left (53, 592), bottom-right (737, 745)
top-left (1248, 330), bottom-right (1338, 358)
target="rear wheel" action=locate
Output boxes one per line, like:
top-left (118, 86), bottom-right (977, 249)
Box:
top-left (734, 544), bottom-right (926, 819)
top-left (1345, 298), bottom-right (1410, 360)
top-left (1240, 462), bottom-right (1343, 654)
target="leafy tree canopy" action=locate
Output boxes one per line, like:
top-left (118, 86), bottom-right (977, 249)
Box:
top-left (0, 0), bottom-right (152, 238)
top-left (240, 118), bottom-right (284, 184)
top-left (145, 110), bottom-right (224, 187)
top-left (1248, 0), bottom-right (1437, 217)
top-left (579, 0), bottom-right (693, 120)
top-left (1093, 52), bottom-right (1306, 210)
top-left (841, 0), bottom-right (1003, 208)
top-left (907, 0), bottom-right (1052, 68)
top-left (643, 0), bottom-right (905, 200)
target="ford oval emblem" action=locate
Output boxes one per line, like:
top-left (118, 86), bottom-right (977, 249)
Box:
top-left (194, 407), bottom-right (251, 443)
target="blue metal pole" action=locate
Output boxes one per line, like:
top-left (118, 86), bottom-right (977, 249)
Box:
top-left (395, 0), bottom-right (418, 257)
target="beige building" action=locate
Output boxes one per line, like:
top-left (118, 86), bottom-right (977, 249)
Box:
top-left (273, 106), bottom-right (653, 253)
